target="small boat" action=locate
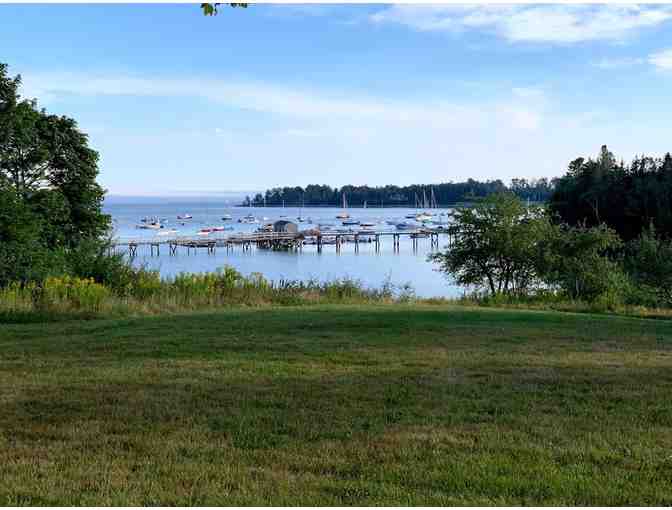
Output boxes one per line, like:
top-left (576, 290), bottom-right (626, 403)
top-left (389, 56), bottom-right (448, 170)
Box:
top-left (360, 221), bottom-right (376, 228)
top-left (396, 222), bottom-right (417, 231)
top-left (336, 193), bottom-right (350, 219)
top-left (221, 214), bottom-right (232, 221)
top-left (177, 214), bottom-right (192, 220)
top-left (415, 212), bottom-right (433, 222)
top-left (211, 226), bottom-right (234, 232)
top-left (342, 219), bottom-right (360, 226)
top-left (386, 220), bottom-right (399, 226)
top-left (136, 223), bottom-right (162, 230)
top-left (405, 213), bottom-right (417, 219)
top-left (238, 214), bottom-right (258, 224)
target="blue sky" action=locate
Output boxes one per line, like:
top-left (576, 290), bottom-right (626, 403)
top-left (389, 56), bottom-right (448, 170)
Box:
top-left (3, 3), bottom-right (672, 195)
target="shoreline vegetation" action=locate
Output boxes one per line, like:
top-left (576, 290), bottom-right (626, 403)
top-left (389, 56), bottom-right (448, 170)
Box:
top-left (241, 179), bottom-right (554, 208)
top-left (2, 266), bottom-right (671, 323)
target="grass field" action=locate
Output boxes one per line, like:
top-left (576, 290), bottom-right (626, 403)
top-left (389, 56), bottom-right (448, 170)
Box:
top-left (1, 305), bottom-right (672, 505)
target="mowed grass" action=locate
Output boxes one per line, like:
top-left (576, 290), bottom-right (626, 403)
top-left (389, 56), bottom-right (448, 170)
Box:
top-left (1, 305), bottom-right (672, 505)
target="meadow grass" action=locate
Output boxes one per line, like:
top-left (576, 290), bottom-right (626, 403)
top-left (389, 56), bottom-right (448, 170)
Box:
top-left (1, 304), bottom-right (671, 505)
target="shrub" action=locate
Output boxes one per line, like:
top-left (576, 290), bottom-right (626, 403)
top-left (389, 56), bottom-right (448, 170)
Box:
top-left (36, 276), bottom-right (110, 313)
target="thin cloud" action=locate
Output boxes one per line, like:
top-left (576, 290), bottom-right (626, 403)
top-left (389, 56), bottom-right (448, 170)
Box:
top-left (649, 48), bottom-right (672, 70)
top-left (592, 57), bottom-right (646, 69)
top-left (20, 70), bottom-right (544, 132)
top-left (370, 4), bottom-right (672, 44)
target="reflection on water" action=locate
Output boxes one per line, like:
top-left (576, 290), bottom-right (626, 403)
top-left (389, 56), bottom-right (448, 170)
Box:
top-left (104, 199), bottom-right (462, 298)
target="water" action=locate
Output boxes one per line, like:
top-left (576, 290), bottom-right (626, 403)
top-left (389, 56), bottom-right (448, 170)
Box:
top-left (104, 197), bottom-right (462, 298)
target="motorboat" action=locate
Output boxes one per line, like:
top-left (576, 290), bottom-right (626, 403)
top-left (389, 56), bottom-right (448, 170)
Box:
top-left (221, 214), bottom-right (232, 221)
top-left (342, 219), bottom-right (360, 226)
top-left (396, 222), bottom-right (417, 231)
top-left (238, 214), bottom-right (258, 224)
top-left (415, 212), bottom-right (433, 222)
top-left (360, 221), bottom-right (376, 228)
top-left (177, 214), bottom-right (192, 220)
top-left (136, 222), bottom-right (162, 230)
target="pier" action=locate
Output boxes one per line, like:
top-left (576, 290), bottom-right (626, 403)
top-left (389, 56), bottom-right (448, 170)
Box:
top-left (112, 228), bottom-right (455, 258)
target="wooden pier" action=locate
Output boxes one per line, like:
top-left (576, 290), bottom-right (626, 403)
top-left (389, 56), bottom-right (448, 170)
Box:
top-left (112, 228), bottom-right (454, 258)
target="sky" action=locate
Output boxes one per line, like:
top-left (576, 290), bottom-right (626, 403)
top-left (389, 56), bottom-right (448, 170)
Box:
top-left (3, 3), bottom-right (672, 195)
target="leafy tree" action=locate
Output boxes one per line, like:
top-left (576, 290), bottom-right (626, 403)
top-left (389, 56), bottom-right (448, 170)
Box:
top-left (536, 223), bottom-right (623, 301)
top-left (0, 64), bottom-right (110, 250)
top-left (550, 145), bottom-right (672, 241)
top-left (625, 224), bottom-right (672, 306)
top-left (429, 193), bottom-right (550, 296)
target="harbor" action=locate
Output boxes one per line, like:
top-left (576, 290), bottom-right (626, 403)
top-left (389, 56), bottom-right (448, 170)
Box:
top-left (105, 200), bottom-right (461, 297)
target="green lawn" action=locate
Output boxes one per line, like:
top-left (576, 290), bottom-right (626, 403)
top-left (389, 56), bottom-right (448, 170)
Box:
top-left (1, 305), bottom-right (671, 505)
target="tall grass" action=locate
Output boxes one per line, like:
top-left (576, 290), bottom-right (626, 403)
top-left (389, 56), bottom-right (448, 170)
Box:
top-left (0, 266), bottom-right (400, 321)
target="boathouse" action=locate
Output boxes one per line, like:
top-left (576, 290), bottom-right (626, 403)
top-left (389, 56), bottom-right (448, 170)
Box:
top-left (273, 220), bottom-right (298, 233)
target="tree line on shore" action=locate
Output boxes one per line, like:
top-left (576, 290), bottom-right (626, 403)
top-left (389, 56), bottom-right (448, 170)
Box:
top-left (244, 178), bottom-right (556, 208)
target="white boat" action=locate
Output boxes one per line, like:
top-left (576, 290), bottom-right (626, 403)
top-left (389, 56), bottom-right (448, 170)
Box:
top-left (202, 226), bottom-right (234, 232)
top-left (360, 221), bottom-right (376, 228)
top-left (221, 214), bottom-right (232, 221)
top-left (177, 214), bottom-right (192, 220)
top-left (136, 223), bottom-right (162, 230)
top-left (415, 212), bottom-right (433, 222)
top-left (336, 193), bottom-right (350, 219)
top-left (238, 213), bottom-right (258, 224)
top-left (342, 219), bottom-right (360, 226)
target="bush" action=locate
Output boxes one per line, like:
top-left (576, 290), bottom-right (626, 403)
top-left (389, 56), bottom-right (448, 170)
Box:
top-left (536, 223), bottom-right (623, 302)
top-left (624, 225), bottom-right (672, 307)
top-left (35, 276), bottom-right (110, 313)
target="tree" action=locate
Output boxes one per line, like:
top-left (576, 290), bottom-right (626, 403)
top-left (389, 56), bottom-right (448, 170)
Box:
top-left (0, 64), bottom-right (109, 249)
top-left (625, 224), bottom-right (672, 306)
top-left (536, 223), bottom-right (623, 301)
top-left (549, 145), bottom-right (672, 241)
top-left (429, 193), bottom-right (549, 297)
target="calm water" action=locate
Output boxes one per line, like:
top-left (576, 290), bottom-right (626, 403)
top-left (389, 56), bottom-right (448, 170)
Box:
top-left (104, 197), bottom-right (462, 298)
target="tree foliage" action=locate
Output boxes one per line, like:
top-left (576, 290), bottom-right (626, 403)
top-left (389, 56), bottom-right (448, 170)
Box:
top-left (549, 145), bottom-right (672, 241)
top-left (0, 63), bottom-right (112, 284)
top-left (536, 222), bottom-right (623, 301)
top-left (429, 193), bottom-right (550, 296)
top-left (246, 179), bottom-right (555, 208)
top-left (625, 224), bottom-right (672, 306)
top-left (201, 3), bottom-right (248, 16)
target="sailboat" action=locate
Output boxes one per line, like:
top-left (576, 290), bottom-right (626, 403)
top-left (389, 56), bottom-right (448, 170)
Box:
top-left (297, 196), bottom-right (307, 222)
top-left (405, 192), bottom-right (420, 219)
top-left (415, 187), bottom-right (433, 222)
top-left (336, 193), bottom-right (350, 219)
